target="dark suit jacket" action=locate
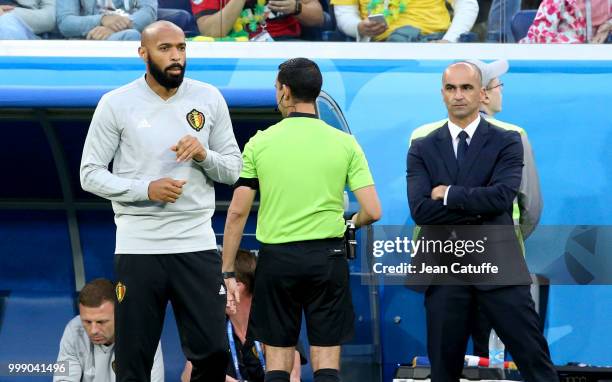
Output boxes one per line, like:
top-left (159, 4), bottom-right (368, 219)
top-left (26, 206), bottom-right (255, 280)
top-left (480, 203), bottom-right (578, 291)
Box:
top-left (406, 118), bottom-right (531, 288)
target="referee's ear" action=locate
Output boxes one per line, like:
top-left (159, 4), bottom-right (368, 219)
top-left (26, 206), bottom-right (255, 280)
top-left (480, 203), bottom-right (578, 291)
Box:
top-left (282, 84), bottom-right (293, 103)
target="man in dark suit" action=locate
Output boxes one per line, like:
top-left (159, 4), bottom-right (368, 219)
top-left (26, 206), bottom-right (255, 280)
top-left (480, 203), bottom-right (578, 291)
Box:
top-left (406, 62), bottom-right (558, 382)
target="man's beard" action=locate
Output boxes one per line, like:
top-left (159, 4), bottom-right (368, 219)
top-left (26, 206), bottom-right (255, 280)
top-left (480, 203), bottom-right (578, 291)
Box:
top-left (148, 58), bottom-right (186, 89)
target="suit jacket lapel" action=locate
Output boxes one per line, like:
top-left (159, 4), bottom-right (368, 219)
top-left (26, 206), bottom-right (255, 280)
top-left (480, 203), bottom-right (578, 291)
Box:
top-left (457, 118), bottom-right (490, 184)
top-left (435, 123), bottom-right (459, 183)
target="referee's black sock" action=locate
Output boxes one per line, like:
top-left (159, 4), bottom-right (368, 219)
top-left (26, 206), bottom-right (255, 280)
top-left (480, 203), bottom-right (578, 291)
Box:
top-left (264, 370), bottom-right (290, 382)
top-left (314, 368), bottom-right (341, 382)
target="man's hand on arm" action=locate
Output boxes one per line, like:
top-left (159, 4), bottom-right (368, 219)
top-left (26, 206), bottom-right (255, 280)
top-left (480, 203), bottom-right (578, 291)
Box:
top-left (407, 142), bottom-right (478, 225)
top-left (444, 132), bottom-right (523, 215)
top-left (268, 0), bottom-right (298, 15)
top-left (0, 5), bottom-right (14, 14)
top-left (430, 185), bottom-right (448, 201)
top-left (296, 0), bottom-right (325, 26)
top-left (148, 178), bottom-right (187, 203)
top-left (268, 0), bottom-right (324, 27)
top-left (101, 14), bottom-right (132, 32)
top-left (86, 26), bottom-right (114, 40)
top-left (592, 21), bottom-right (611, 43)
top-left (171, 135), bottom-right (207, 162)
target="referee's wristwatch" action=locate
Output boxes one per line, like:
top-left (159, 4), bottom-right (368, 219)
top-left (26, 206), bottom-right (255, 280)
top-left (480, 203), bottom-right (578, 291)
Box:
top-left (294, 0), bottom-right (302, 15)
top-left (222, 271), bottom-right (236, 279)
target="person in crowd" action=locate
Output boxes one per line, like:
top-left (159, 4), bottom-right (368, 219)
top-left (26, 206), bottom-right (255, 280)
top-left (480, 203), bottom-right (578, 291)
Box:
top-left (57, 0), bottom-right (157, 40)
top-left (332, 0), bottom-right (478, 42)
top-left (190, 0), bottom-right (324, 40)
top-left (520, 0), bottom-right (611, 43)
top-left (0, 0), bottom-right (56, 40)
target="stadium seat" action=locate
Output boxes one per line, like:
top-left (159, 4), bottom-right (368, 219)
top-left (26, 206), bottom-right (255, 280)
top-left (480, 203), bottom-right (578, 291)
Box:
top-left (0, 211), bottom-right (75, 293)
top-left (0, 292), bottom-right (76, 382)
top-left (158, 0), bottom-right (199, 36)
top-left (159, 0), bottom-right (193, 8)
top-left (0, 120), bottom-right (63, 200)
top-left (458, 32), bottom-right (479, 42)
top-left (78, 211), bottom-right (117, 282)
top-left (158, 8), bottom-right (199, 36)
top-left (511, 10), bottom-right (537, 41)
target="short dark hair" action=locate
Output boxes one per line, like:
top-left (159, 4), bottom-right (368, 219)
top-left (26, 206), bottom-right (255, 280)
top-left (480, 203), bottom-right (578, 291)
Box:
top-left (277, 58), bottom-right (322, 103)
top-left (235, 249), bottom-right (257, 295)
top-left (78, 278), bottom-right (115, 308)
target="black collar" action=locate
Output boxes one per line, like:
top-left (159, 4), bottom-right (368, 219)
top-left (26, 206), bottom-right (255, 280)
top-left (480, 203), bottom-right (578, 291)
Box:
top-left (287, 112), bottom-right (317, 119)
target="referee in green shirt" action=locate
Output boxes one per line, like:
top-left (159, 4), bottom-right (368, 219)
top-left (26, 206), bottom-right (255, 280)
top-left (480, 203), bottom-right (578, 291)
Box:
top-left (221, 58), bottom-right (382, 382)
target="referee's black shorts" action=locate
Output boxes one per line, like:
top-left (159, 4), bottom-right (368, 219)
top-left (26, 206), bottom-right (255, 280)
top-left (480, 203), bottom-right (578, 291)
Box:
top-left (249, 238), bottom-right (355, 347)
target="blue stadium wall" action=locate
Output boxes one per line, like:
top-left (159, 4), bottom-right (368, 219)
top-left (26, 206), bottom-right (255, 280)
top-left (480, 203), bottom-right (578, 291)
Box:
top-left (1, 42), bottom-right (611, 380)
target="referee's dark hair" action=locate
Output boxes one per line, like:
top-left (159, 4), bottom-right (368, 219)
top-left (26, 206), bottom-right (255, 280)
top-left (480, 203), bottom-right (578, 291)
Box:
top-left (277, 58), bottom-right (322, 103)
top-left (235, 249), bottom-right (257, 295)
top-left (79, 278), bottom-right (115, 307)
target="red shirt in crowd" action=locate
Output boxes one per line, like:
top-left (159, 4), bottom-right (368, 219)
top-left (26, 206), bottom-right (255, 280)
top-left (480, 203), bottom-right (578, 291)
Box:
top-left (191, 0), bottom-right (301, 39)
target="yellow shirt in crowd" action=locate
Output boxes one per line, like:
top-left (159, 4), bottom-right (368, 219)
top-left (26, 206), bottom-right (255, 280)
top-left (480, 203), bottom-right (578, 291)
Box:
top-left (331, 0), bottom-right (451, 41)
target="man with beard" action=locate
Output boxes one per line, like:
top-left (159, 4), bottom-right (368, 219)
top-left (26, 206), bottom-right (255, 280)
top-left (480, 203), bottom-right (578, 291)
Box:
top-left (80, 21), bottom-right (242, 382)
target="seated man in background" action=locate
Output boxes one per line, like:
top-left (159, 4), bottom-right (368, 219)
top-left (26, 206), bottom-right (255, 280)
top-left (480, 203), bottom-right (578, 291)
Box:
top-left (57, 0), bottom-right (157, 40)
top-left (181, 249), bottom-right (305, 382)
top-left (332, 0), bottom-right (478, 42)
top-left (54, 278), bottom-right (164, 382)
top-left (0, 0), bottom-right (55, 40)
top-left (190, 0), bottom-right (324, 40)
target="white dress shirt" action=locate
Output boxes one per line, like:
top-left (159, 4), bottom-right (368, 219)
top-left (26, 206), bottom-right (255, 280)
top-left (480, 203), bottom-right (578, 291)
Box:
top-left (444, 116), bottom-right (481, 205)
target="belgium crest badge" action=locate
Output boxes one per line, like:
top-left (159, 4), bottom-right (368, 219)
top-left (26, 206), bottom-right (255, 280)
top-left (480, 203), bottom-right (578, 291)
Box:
top-left (186, 109), bottom-right (205, 132)
top-left (115, 282), bottom-right (126, 303)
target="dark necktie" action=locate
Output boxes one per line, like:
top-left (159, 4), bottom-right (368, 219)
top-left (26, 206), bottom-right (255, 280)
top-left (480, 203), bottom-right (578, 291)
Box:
top-left (457, 130), bottom-right (469, 167)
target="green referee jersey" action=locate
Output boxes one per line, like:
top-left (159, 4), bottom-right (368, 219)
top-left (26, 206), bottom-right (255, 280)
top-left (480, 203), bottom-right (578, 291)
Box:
top-left (240, 113), bottom-right (374, 244)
